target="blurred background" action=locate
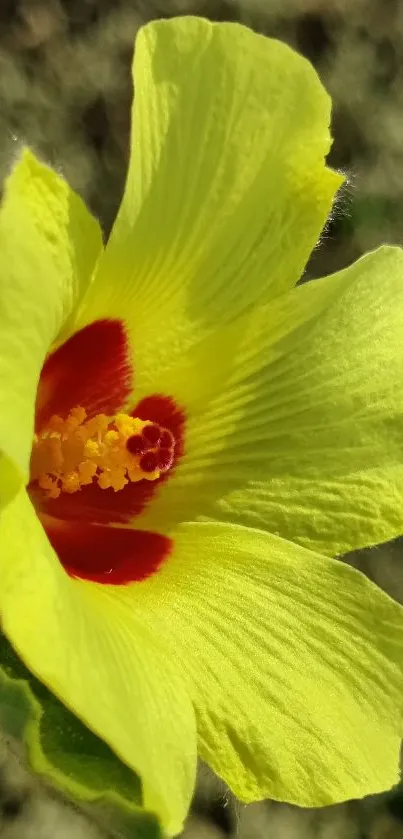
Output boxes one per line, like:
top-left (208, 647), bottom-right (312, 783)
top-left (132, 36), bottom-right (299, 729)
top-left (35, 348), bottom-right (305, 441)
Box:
top-left (0, 0), bottom-right (403, 836)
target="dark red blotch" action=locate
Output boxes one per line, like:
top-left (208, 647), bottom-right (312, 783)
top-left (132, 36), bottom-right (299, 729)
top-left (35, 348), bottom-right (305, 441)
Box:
top-left (42, 515), bottom-right (172, 584)
top-left (35, 319), bottom-right (133, 432)
top-left (31, 321), bottom-right (186, 585)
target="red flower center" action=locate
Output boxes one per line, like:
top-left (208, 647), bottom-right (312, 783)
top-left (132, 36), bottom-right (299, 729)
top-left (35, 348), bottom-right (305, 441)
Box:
top-left (29, 320), bottom-right (185, 585)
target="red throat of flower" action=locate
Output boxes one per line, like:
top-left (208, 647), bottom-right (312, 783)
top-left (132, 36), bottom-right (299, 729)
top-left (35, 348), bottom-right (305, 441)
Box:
top-left (29, 320), bottom-right (185, 585)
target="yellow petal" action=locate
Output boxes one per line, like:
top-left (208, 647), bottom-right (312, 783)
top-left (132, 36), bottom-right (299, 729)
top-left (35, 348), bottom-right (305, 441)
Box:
top-left (0, 149), bottom-right (102, 485)
top-left (0, 490), bottom-right (196, 834)
top-left (0, 488), bottom-right (196, 836)
top-left (74, 16), bottom-right (342, 396)
top-left (136, 246), bottom-right (403, 557)
top-left (139, 521), bottom-right (403, 806)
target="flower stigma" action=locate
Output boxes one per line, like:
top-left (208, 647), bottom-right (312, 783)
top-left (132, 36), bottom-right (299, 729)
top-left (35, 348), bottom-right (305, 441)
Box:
top-left (30, 406), bottom-right (176, 500)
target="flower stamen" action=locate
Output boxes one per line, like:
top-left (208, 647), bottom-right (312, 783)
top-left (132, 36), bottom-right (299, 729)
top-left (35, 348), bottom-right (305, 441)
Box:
top-left (31, 406), bottom-right (176, 500)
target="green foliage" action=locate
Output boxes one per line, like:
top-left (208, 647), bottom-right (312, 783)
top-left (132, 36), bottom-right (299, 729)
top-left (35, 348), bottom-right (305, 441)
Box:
top-left (0, 632), bottom-right (162, 838)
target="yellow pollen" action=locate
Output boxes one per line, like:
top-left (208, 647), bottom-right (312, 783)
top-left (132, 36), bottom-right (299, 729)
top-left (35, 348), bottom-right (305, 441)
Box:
top-left (31, 406), bottom-right (175, 499)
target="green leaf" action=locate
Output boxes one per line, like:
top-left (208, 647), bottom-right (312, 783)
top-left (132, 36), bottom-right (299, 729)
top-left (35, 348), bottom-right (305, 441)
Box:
top-left (0, 632), bottom-right (162, 838)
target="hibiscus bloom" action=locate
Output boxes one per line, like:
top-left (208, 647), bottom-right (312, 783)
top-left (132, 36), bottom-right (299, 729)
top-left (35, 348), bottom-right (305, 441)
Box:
top-left (0, 14), bottom-right (403, 837)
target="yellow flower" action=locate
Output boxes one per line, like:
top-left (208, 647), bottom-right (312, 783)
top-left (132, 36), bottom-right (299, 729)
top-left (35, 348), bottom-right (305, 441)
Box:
top-left (1, 15), bottom-right (403, 837)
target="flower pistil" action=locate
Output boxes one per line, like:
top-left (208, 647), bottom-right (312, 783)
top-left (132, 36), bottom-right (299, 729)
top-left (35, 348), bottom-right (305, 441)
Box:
top-left (31, 406), bottom-right (176, 499)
